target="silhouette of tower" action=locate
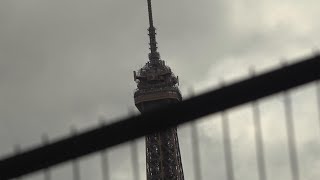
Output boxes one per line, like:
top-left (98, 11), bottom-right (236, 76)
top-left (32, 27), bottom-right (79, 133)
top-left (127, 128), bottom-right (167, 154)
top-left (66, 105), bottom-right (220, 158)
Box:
top-left (133, 0), bottom-right (184, 180)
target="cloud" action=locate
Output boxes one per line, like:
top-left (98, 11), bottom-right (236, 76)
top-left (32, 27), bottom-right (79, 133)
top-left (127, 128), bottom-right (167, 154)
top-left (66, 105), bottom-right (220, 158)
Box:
top-left (0, 0), bottom-right (319, 179)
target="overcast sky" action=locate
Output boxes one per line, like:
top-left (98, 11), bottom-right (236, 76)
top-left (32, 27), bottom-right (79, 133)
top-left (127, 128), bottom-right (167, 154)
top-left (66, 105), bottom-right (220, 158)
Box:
top-left (0, 0), bottom-right (320, 179)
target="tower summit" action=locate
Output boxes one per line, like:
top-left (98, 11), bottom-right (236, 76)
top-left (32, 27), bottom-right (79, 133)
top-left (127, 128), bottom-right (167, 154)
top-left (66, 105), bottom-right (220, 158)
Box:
top-left (147, 0), bottom-right (160, 62)
top-left (133, 0), bottom-right (185, 180)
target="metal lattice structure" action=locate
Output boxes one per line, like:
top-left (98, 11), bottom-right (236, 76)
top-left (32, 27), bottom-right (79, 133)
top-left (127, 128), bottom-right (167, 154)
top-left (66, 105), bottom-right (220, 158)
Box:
top-left (145, 128), bottom-right (184, 180)
top-left (133, 0), bottom-right (184, 179)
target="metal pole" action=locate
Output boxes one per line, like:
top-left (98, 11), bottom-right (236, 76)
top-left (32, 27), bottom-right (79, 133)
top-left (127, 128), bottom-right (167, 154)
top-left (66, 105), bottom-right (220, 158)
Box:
top-left (252, 101), bottom-right (267, 180)
top-left (250, 68), bottom-right (267, 180)
top-left (191, 123), bottom-right (202, 180)
top-left (283, 92), bottom-right (300, 180)
top-left (131, 140), bottom-right (140, 180)
top-left (71, 127), bottom-right (81, 180)
top-left (221, 112), bottom-right (234, 180)
top-left (42, 134), bottom-right (51, 180)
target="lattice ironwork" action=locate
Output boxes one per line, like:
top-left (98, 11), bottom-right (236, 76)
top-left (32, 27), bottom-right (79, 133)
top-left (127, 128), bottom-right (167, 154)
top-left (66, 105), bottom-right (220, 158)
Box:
top-left (146, 128), bottom-right (184, 180)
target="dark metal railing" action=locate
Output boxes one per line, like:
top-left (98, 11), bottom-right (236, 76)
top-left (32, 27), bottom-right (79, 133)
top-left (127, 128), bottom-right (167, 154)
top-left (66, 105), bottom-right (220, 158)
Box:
top-left (1, 54), bottom-right (320, 179)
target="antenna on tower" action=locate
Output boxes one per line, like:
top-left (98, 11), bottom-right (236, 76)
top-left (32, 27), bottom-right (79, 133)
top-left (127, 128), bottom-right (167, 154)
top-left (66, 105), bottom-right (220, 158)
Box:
top-left (147, 0), bottom-right (160, 63)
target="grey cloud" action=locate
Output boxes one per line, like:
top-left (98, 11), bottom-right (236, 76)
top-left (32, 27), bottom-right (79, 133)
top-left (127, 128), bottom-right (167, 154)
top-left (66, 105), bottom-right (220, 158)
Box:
top-left (0, 0), bottom-right (320, 179)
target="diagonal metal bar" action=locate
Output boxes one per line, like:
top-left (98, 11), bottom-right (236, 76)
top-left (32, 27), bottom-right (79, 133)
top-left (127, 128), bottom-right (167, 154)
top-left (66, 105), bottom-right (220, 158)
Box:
top-left (0, 54), bottom-right (320, 179)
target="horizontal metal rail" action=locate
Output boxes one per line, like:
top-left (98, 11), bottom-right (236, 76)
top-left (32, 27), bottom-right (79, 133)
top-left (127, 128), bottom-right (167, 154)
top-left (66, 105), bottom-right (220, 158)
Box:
top-left (0, 54), bottom-right (320, 179)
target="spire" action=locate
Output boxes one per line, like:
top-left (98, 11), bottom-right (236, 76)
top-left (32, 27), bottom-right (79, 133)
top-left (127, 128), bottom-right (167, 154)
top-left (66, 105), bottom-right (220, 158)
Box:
top-left (147, 0), bottom-right (160, 63)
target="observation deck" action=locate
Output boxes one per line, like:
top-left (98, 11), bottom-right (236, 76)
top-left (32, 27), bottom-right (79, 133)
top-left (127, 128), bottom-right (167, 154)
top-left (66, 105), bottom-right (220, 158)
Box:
top-left (134, 60), bottom-right (181, 110)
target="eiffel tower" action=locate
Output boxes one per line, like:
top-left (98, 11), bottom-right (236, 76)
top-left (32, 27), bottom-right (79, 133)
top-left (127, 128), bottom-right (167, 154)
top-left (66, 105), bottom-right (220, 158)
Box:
top-left (133, 0), bottom-right (185, 179)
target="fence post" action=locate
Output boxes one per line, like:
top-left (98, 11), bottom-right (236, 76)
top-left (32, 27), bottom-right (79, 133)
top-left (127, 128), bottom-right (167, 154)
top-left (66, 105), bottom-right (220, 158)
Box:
top-left (191, 122), bottom-right (202, 180)
top-left (42, 134), bottom-right (51, 180)
top-left (250, 68), bottom-right (267, 180)
top-left (70, 127), bottom-right (81, 180)
top-left (283, 92), bottom-right (300, 180)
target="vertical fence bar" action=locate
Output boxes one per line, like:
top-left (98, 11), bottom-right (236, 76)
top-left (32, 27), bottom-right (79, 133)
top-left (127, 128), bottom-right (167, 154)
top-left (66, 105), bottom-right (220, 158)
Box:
top-left (283, 92), bottom-right (300, 180)
top-left (72, 156), bottom-right (80, 180)
top-left (191, 122), bottom-right (202, 180)
top-left (252, 101), bottom-right (267, 180)
top-left (100, 150), bottom-right (109, 180)
top-left (316, 81), bottom-right (320, 138)
top-left (221, 112), bottom-right (235, 180)
top-left (127, 108), bottom-right (140, 180)
top-left (188, 87), bottom-right (202, 180)
top-left (99, 120), bottom-right (110, 180)
top-left (14, 145), bottom-right (21, 180)
top-left (71, 127), bottom-right (81, 180)
top-left (131, 140), bottom-right (140, 180)
top-left (250, 67), bottom-right (267, 180)
top-left (42, 134), bottom-right (51, 180)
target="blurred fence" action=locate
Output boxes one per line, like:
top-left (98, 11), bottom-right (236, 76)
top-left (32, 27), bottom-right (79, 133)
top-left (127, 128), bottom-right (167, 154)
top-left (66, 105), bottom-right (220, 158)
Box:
top-left (1, 54), bottom-right (320, 180)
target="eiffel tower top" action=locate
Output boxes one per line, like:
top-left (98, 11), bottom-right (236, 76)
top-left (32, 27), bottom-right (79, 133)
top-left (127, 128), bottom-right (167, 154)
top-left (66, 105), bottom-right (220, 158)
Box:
top-left (133, 0), bottom-right (181, 109)
top-left (147, 0), bottom-right (161, 63)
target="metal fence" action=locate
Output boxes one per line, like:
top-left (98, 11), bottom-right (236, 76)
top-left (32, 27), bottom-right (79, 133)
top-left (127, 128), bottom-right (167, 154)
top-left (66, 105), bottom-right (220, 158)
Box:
top-left (1, 54), bottom-right (320, 180)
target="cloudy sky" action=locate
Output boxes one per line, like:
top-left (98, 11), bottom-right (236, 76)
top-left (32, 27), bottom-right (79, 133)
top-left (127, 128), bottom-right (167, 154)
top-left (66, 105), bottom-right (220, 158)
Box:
top-left (0, 0), bottom-right (320, 179)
